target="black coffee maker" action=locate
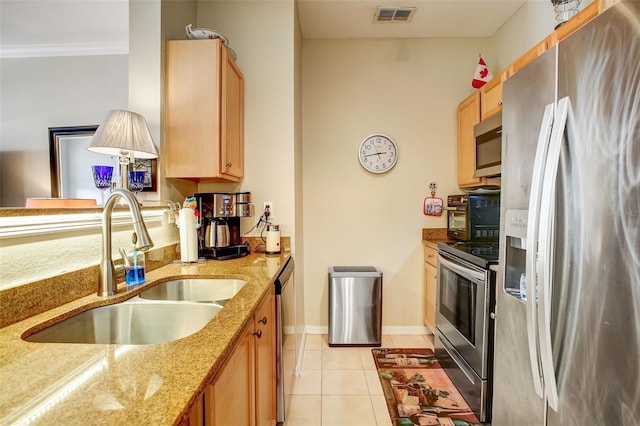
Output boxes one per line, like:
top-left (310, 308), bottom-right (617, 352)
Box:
top-left (195, 192), bottom-right (254, 260)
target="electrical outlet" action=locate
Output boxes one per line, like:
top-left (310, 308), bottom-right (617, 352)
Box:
top-left (263, 202), bottom-right (273, 220)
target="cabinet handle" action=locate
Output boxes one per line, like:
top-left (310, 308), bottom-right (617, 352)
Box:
top-left (253, 329), bottom-right (263, 338)
top-left (498, 101), bottom-right (503, 106)
top-left (258, 316), bottom-right (267, 325)
top-left (226, 161), bottom-right (232, 168)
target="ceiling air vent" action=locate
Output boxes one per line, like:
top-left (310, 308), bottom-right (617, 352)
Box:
top-left (374, 6), bottom-right (416, 23)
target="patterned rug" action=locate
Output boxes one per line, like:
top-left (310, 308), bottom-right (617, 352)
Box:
top-left (372, 348), bottom-right (481, 426)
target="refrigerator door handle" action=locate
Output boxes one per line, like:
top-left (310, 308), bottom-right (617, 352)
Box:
top-left (538, 96), bottom-right (571, 412)
top-left (525, 102), bottom-right (555, 399)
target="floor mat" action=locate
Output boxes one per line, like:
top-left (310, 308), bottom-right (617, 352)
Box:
top-left (371, 347), bottom-right (481, 426)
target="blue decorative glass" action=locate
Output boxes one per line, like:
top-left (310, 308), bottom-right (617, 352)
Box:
top-left (92, 165), bottom-right (114, 205)
top-left (128, 170), bottom-right (146, 194)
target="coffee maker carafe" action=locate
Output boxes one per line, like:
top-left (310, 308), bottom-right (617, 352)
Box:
top-left (204, 218), bottom-right (230, 248)
top-left (195, 192), bottom-right (253, 260)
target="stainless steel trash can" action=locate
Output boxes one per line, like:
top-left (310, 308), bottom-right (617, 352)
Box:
top-left (328, 266), bottom-right (382, 346)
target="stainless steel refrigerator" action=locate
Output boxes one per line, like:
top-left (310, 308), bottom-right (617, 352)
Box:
top-left (493, 2), bottom-right (640, 425)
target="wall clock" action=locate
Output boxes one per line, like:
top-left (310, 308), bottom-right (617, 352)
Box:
top-left (358, 134), bottom-right (398, 174)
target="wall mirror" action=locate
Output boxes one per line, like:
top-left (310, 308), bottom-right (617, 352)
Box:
top-left (49, 126), bottom-right (157, 203)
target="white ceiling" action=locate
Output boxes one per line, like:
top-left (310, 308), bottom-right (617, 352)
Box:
top-left (298, 0), bottom-right (528, 39)
top-left (0, 0), bottom-right (129, 58)
top-left (0, 0), bottom-right (531, 58)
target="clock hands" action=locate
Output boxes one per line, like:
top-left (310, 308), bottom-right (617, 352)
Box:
top-left (359, 134), bottom-right (397, 173)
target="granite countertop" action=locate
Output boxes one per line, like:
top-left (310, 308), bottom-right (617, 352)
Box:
top-left (421, 228), bottom-right (452, 248)
top-left (0, 252), bottom-right (289, 425)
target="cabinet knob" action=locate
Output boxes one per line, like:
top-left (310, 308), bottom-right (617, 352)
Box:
top-left (253, 329), bottom-right (263, 338)
top-left (258, 316), bottom-right (267, 325)
top-left (226, 161), bottom-right (232, 168)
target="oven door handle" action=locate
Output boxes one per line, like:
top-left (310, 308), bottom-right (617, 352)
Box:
top-left (438, 255), bottom-right (485, 284)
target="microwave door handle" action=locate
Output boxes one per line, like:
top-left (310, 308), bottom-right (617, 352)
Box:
top-left (525, 102), bottom-right (555, 399)
top-left (538, 96), bottom-right (570, 412)
top-left (438, 255), bottom-right (485, 284)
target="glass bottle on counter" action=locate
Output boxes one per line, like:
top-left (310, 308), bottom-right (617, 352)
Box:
top-left (125, 249), bottom-right (146, 285)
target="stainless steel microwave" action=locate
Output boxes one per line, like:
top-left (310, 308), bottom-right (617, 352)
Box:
top-left (473, 111), bottom-right (502, 178)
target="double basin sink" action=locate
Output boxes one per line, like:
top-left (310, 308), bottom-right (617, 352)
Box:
top-left (24, 278), bottom-right (247, 345)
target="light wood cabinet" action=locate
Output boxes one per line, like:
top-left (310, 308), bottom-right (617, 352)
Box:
top-left (165, 39), bottom-right (244, 182)
top-left (199, 290), bottom-right (275, 426)
top-left (456, 92), bottom-right (485, 188)
top-left (423, 243), bottom-right (439, 334)
top-left (209, 320), bottom-right (255, 426)
top-left (550, 0), bottom-right (599, 45)
top-left (479, 73), bottom-right (504, 120)
top-left (179, 394), bottom-right (205, 426)
top-left (254, 292), bottom-right (276, 426)
top-left (507, 38), bottom-right (549, 78)
top-left (455, 0), bottom-right (603, 190)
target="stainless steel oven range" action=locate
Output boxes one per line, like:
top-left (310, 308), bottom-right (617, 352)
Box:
top-left (435, 241), bottom-right (498, 423)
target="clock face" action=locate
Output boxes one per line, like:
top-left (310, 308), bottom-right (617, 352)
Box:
top-left (358, 134), bottom-right (398, 174)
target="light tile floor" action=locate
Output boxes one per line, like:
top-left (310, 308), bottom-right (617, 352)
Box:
top-left (284, 334), bottom-right (435, 426)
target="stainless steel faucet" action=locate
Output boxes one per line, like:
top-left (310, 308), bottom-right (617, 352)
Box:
top-left (98, 188), bottom-right (154, 296)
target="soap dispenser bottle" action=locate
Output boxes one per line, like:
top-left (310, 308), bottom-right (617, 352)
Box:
top-left (120, 247), bottom-right (146, 285)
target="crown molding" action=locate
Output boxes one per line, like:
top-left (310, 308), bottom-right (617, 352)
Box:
top-left (0, 42), bottom-right (128, 59)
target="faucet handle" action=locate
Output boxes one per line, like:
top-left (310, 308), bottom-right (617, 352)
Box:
top-left (117, 247), bottom-right (131, 278)
top-left (119, 247), bottom-right (130, 267)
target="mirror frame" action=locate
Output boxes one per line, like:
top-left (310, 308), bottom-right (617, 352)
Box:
top-left (48, 125), bottom-right (158, 197)
top-left (48, 125), bottom-right (99, 198)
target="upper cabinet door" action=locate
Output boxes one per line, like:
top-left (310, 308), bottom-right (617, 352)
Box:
top-left (165, 39), bottom-right (244, 182)
top-left (457, 91), bottom-right (485, 188)
top-left (221, 47), bottom-right (244, 179)
top-left (480, 73), bottom-right (504, 120)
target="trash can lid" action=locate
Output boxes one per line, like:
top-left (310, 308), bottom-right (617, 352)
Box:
top-left (331, 266), bottom-right (378, 273)
top-left (328, 266), bottom-right (382, 279)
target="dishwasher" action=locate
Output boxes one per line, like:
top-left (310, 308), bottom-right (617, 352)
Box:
top-left (274, 257), bottom-right (295, 423)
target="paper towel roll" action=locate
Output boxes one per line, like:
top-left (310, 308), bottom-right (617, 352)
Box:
top-left (179, 208), bottom-right (198, 262)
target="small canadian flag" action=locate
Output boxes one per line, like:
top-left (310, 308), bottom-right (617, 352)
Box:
top-left (472, 55), bottom-right (493, 89)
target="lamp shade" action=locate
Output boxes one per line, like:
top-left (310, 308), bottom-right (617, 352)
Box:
top-left (87, 110), bottom-right (158, 159)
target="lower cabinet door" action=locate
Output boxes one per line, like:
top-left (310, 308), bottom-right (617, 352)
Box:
top-left (425, 262), bottom-right (438, 333)
top-left (255, 293), bottom-right (276, 426)
top-left (208, 322), bottom-right (256, 426)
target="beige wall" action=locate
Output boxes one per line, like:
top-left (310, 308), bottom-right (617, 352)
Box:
top-left (195, 1), bottom-right (298, 243)
top-left (301, 38), bottom-right (491, 332)
top-left (1, 0), bottom-right (568, 330)
top-left (0, 212), bottom-right (178, 290)
top-left (492, 0), bottom-right (595, 71)
top-left (492, 0), bottom-right (556, 71)
top-left (0, 55), bottom-right (128, 207)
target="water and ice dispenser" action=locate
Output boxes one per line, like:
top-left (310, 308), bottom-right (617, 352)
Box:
top-left (503, 210), bottom-right (529, 302)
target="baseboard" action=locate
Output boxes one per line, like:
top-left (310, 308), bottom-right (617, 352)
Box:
top-left (304, 325), bottom-right (431, 335)
top-left (295, 332), bottom-right (306, 376)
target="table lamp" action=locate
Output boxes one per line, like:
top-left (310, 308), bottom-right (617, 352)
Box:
top-left (87, 110), bottom-right (158, 190)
